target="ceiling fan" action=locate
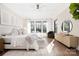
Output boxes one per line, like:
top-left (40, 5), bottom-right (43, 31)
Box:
top-left (35, 3), bottom-right (47, 10)
top-left (36, 4), bottom-right (39, 9)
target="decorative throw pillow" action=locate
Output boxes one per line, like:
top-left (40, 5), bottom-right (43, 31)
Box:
top-left (25, 35), bottom-right (34, 44)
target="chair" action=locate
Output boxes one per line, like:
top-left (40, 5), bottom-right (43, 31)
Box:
top-left (48, 31), bottom-right (55, 39)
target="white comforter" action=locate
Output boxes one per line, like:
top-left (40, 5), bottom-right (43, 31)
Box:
top-left (2, 34), bottom-right (39, 50)
top-left (11, 35), bottom-right (27, 47)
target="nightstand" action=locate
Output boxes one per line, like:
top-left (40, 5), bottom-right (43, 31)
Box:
top-left (0, 38), bottom-right (4, 51)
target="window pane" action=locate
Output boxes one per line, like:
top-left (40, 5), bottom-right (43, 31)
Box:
top-left (43, 24), bottom-right (47, 33)
top-left (31, 21), bottom-right (35, 33)
top-left (30, 21), bottom-right (47, 33)
top-left (36, 23), bottom-right (41, 32)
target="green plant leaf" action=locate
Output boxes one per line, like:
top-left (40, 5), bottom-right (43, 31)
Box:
top-left (69, 3), bottom-right (79, 20)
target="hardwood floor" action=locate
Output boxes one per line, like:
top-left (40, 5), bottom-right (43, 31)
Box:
top-left (1, 38), bottom-right (79, 56)
top-left (47, 38), bottom-right (79, 56)
top-left (52, 39), bottom-right (79, 56)
top-left (0, 49), bottom-right (9, 56)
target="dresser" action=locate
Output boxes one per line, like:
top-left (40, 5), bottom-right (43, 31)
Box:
top-left (55, 33), bottom-right (78, 48)
top-left (0, 38), bottom-right (4, 51)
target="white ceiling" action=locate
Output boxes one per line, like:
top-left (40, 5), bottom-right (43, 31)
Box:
top-left (3, 3), bottom-right (70, 19)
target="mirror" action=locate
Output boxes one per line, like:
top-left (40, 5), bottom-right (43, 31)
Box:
top-left (61, 20), bottom-right (73, 33)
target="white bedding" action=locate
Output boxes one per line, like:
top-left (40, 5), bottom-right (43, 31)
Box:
top-left (3, 34), bottom-right (40, 50)
top-left (11, 36), bottom-right (26, 47)
top-left (2, 35), bottom-right (27, 49)
top-left (25, 34), bottom-right (39, 50)
top-left (2, 33), bottom-right (48, 51)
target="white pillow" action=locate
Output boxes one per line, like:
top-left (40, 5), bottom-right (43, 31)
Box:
top-left (11, 29), bottom-right (19, 35)
top-left (25, 36), bottom-right (34, 44)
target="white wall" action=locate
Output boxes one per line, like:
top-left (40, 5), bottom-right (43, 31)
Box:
top-left (0, 25), bottom-right (13, 35)
top-left (0, 4), bottom-right (24, 35)
top-left (56, 7), bottom-right (79, 37)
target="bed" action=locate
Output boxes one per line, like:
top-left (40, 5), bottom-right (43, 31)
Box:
top-left (2, 34), bottom-right (47, 50)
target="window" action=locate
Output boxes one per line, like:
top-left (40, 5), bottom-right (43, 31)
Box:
top-left (36, 21), bottom-right (42, 32)
top-left (54, 20), bottom-right (57, 33)
top-left (30, 21), bottom-right (47, 33)
top-left (43, 21), bottom-right (47, 33)
top-left (31, 21), bottom-right (35, 32)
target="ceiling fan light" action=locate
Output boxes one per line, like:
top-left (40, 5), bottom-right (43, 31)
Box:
top-left (36, 4), bottom-right (39, 9)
